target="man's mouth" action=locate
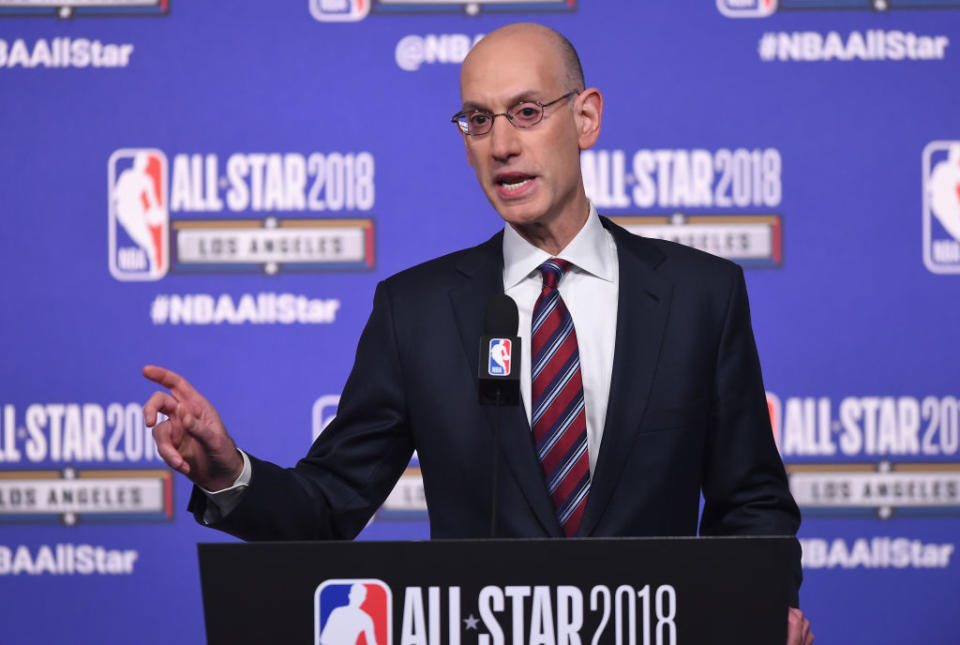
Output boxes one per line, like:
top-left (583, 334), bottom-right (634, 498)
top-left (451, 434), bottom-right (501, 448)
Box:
top-left (495, 173), bottom-right (536, 195)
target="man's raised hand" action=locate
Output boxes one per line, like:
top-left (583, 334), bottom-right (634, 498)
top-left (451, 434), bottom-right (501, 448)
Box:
top-left (142, 365), bottom-right (243, 491)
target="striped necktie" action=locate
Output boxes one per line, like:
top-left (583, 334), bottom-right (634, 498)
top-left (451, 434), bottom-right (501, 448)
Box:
top-left (531, 258), bottom-right (590, 536)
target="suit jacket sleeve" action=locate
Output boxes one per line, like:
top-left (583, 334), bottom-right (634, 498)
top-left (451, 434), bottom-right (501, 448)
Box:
top-left (187, 280), bottom-right (415, 541)
top-left (698, 265), bottom-right (803, 603)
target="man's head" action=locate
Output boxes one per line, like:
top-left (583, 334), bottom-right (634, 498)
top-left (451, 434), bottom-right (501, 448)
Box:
top-left (457, 24), bottom-right (602, 243)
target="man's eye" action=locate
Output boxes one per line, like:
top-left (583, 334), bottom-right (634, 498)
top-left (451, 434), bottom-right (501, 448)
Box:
top-left (468, 114), bottom-right (490, 126)
top-left (517, 107), bottom-right (539, 118)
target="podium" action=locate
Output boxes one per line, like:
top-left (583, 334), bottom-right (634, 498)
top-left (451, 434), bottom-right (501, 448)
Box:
top-left (198, 536), bottom-right (793, 644)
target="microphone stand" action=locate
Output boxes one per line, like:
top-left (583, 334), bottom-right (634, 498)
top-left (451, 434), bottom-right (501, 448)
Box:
top-left (490, 389), bottom-right (501, 538)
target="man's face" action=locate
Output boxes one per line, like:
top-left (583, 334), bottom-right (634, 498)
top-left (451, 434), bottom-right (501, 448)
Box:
top-left (459, 35), bottom-right (584, 230)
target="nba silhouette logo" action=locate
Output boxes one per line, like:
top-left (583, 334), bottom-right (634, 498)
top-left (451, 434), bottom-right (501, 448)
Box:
top-left (488, 338), bottom-right (512, 376)
top-left (923, 141), bottom-right (960, 274)
top-left (108, 148), bottom-right (169, 281)
top-left (310, 0), bottom-right (370, 22)
top-left (314, 579), bottom-right (392, 645)
top-left (716, 0), bottom-right (776, 18)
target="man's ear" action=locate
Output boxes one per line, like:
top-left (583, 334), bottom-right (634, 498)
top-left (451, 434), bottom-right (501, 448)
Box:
top-left (575, 88), bottom-right (603, 150)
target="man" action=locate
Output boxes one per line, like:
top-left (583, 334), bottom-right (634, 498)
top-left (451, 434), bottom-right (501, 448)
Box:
top-left (143, 23), bottom-right (812, 644)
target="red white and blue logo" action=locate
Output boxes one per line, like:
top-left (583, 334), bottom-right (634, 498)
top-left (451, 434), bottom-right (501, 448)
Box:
top-left (314, 579), bottom-right (392, 645)
top-left (488, 338), bottom-right (512, 376)
top-left (923, 141), bottom-right (960, 274)
top-left (108, 148), bottom-right (169, 281)
top-left (717, 0), bottom-right (776, 18)
top-left (310, 0), bottom-right (370, 22)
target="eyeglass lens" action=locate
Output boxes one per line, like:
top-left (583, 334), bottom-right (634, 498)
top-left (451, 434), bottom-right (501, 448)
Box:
top-left (457, 102), bottom-right (544, 135)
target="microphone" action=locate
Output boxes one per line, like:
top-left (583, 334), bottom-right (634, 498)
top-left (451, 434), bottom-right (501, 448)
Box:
top-left (478, 294), bottom-right (521, 538)
top-left (478, 294), bottom-right (521, 406)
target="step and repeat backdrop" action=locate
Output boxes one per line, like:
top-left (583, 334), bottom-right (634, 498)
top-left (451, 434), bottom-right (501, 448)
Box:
top-left (1, 1), bottom-right (958, 643)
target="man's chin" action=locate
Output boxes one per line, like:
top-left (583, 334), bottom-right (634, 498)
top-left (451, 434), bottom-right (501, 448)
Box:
top-left (498, 210), bottom-right (548, 231)
top-left (489, 197), bottom-right (547, 228)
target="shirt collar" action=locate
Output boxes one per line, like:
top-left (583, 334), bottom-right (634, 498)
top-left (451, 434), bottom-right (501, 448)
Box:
top-left (502, 202), bottom-right (616, 289)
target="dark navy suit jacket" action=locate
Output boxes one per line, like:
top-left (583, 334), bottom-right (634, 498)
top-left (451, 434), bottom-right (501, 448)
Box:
top-left (189, 217), bottom-right (802, 597)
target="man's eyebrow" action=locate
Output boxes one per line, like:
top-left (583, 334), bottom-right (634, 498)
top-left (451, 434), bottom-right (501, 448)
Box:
top-left (460, 90), bottom-right (546, 112)
top-left (460, 100), bottom-right (489, 112)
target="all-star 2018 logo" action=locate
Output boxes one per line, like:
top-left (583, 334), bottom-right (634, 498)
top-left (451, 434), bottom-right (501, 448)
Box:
top-left (585, 147), bottom-right (785, 268)
top-left (718, 0), bottom-right (960, 18)
top-left (0, 401), bottom-right (175, 525)
top-left (310, 0), bottom-right (575, 22)
top-left (769, 393), bottom-right (960, 519)
top-left (923, 141), bottom-right (960, 274)
top-left (107, 148), bottom-right (377, 281)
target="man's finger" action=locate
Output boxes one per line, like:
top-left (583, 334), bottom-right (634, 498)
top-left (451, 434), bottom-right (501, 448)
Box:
top-left (142, 364), bottom-right (202, 401)
top-left (151, 421), bottom-right (189, 475)
top-left (143, 390), bottom-right (179, 426)
top-left (183, 414), bottom-right (223, 453)
top-left (787, 608), bottom-right (813, 645)
top-left (786, 608), bottom-right (804, 645)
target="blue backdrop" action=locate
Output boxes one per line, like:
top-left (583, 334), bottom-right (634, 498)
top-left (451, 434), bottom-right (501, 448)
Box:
top-left (1, 1), bottom-right (959, 642)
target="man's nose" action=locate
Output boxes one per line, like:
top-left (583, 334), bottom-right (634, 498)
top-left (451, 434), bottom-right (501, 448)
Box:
top-left (489, 115), bottom-right (521, 162)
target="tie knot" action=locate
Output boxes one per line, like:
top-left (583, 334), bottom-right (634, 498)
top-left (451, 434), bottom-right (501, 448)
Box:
top-left (538, 258), bottom-right (571, 289)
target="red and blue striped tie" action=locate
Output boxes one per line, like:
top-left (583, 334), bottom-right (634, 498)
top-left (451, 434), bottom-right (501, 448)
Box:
top-left (531, 258), bottom-right (590, 536)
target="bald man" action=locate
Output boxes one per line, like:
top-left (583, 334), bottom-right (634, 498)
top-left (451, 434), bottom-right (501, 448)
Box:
top-left (144, 23), bottom-right (811, 644)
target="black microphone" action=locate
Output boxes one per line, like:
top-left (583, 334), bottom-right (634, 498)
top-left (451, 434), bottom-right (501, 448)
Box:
top-left (478, 294), bottom-right (521, 406)
top-left (478, 294), bottom-right (521, 538)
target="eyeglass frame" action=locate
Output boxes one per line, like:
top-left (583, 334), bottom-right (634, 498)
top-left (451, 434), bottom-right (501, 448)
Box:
top-left (450, 90), bottom-right (581, 136)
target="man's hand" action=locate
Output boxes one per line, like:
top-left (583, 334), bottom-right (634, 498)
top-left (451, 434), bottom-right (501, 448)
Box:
top-left (142, 365), bottom-right (243, 491)
top-left (787, 607), bottom-right (813, 645)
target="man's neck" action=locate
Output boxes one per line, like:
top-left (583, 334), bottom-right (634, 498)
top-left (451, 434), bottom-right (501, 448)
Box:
top-left (509, 194), bottom-right (591, 255)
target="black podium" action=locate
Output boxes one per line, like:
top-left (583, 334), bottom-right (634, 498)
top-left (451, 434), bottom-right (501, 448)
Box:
top-left (198, 536), bottom-right (792, 644)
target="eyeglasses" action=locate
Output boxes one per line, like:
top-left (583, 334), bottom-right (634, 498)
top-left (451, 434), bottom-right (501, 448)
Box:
top-left (451, 91), bottom-right (580, 136)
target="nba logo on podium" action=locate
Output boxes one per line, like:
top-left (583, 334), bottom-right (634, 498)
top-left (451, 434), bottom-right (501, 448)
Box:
top-left (488, 338), bottom-right (512, 376)
top-left (314, 579), bottom-right (392, 645)
top-left (108, 148), bottom-right (169, 281)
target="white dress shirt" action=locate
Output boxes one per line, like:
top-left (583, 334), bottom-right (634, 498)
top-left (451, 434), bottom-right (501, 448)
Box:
top-left (502, 203), bottom-right (619, 475)
top-left (205, 203), bottom-right (619, 519)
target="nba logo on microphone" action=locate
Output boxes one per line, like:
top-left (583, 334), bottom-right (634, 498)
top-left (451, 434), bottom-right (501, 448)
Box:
top-left (310, 0), bottom-right (370, 22)
top-left (488, 338), bottom-right (512, 376)
top-left (108, 148), bottom-right (169, 281)
top-left (314, 579), bottom-right (392, 645)
top-left (923, 141), bottom-right (960, 274)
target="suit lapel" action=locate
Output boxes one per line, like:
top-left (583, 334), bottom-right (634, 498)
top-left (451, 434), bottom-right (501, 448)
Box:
top-left (448, 232), bottom-right (563, 537)
top-left (577, 219), bottom-right (673, 537)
